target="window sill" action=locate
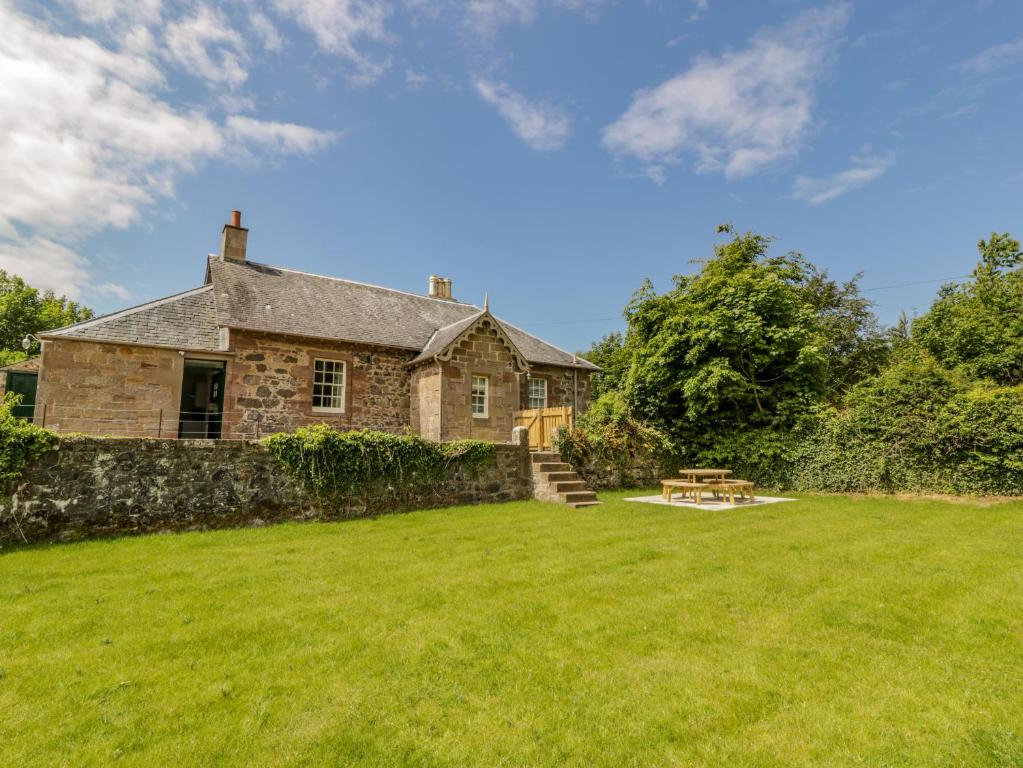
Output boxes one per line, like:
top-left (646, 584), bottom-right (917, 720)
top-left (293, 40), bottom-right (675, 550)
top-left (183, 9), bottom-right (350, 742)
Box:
top-left (312, 408), bottom-right (346, 414)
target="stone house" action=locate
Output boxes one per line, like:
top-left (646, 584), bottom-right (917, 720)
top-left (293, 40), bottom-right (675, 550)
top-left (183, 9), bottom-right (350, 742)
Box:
top-left (24, 212), bottom-right (598, 443)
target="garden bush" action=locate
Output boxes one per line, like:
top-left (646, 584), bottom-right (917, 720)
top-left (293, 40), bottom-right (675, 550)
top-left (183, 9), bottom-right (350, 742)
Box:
top-left (555, 392), bottom-right (682, 488)
top-left (264, 425), bottom-right (495, 510)
top-left (936, 384), bottom-right (1023, 495)
top-left (0, 393), bottom-right (57, 494)
top-left (786, 353), bottom-right (1023, 495)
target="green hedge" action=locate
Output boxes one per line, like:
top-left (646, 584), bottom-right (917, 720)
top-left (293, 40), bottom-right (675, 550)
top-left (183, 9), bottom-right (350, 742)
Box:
top-left (565, 351), bottom-right (1023, 496)
top-left (0, 393), bottom-right (57, 495)
top-left (780, 355), bottom-right (1023, 495)
top-left (264, 426), bottom-right (496, 510)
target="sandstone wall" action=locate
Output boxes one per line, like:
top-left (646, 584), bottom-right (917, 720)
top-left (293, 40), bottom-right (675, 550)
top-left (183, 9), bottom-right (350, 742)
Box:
top-left (223, 330), bottom-right (414, 438)
top-left (439, 323), bottom-right (521, 442)
top-left (565, 454), bottom-right (663, 490)
top-left (27, 331), bottom-right (593, 442)
top-left (520, 365), bottom-right (593, 414)
top-left (1, 437), bottom-right (533, 545)
top-left (34, 339), bottom-right (185, 437)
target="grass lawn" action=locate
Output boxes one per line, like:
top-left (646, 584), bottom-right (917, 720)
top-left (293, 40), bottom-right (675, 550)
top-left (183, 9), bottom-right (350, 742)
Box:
top-left (2, 491), bottom-right (1023, 767)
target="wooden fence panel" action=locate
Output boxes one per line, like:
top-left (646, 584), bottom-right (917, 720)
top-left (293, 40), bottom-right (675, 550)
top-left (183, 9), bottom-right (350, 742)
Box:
top-left (513, 406), bottom-right (573, 451)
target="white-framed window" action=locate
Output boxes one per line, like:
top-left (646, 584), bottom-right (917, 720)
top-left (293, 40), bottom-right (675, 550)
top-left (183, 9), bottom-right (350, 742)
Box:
top-left (471, 375), bottom-right (488, 418)
top-left (528, 377), bottom-right (548, 409)
top-left (312, 359), bottom-right (346, 412)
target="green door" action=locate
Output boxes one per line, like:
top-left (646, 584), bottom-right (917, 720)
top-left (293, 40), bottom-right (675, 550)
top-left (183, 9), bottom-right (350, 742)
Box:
top-left (6, 372), bottom-right (37, 420)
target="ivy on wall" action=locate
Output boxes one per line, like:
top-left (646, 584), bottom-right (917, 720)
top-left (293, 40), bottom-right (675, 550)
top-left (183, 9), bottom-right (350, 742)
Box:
top-left (264, 425), bottom-right (496, 510)
top-left (0, 393), bottom-right (57, 495)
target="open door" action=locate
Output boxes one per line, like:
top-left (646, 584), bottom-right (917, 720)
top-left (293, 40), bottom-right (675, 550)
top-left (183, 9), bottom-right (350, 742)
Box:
top-left (178, 360), bottom-right (226, 439)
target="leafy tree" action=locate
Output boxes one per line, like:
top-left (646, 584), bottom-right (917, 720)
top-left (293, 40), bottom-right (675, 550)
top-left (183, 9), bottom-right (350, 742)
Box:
top-left (800, 267), bottom-right (890, 399)
top-left (912, 232), bottom-right (1023, 384)
top-left (0, 271), bottom-right (93, 362)
top-left (579, 332), bottom-right (629, 398)
top-left (622, 228), bottom-right (830, 443)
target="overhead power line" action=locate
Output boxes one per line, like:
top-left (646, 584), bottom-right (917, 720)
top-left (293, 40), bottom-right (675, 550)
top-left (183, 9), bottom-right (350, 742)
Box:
top-left (859, 274), bottom-right (971, 292)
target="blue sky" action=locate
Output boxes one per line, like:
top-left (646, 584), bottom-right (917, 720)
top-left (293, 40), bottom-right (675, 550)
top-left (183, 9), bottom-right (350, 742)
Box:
top-left (1, 0), bottom-right (1021, 352)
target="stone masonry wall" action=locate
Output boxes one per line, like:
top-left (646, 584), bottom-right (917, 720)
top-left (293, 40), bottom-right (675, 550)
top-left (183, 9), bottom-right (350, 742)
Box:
top-left (566, 454), bottom-right (663, 491)
top-left (520, 365), bottom-right (593, 414)
top-left (223, 330), bottom-right (415, 438)
top-left (1, 436), bottom-right (533, 545)
top-left (34, 338), bottom-right (185, 437)
top-left (440, 322), bottom-right (521, 442)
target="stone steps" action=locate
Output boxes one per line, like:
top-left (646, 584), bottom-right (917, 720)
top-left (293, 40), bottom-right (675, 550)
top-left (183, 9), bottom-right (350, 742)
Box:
top-left (530, 452), bottom-right (600, 508)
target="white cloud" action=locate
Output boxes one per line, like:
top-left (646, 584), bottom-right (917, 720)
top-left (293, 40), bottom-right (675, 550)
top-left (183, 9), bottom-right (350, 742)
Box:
top-left (603, 4), bottom-right (849, 182)
top-left (405, 68), bottom-right (429, 90)
top-left (250, 11), bottom-right (284, 52)
top-left (270, 0), bottom-right (391, 82)
top-left (227, 116), bottom-right (340, 154)
top-left (164, 5), bottom-right (249, 88)
top-left (465, 0), bottom-right (540, 35)
top-left (792, 154), bottom-right (892, 205)
top-left (460, 0), bottom-right (605, 37)
top-left (64, 0), bottom-right (163, 27)
top-left (0, 3), bottom-right (338, 301)
top-left (474, 78), bottom-right (572, 150)
top-left (0, 237), bottom-right (97, 300)
top-left (959, 37), bottom-right (1023, 74)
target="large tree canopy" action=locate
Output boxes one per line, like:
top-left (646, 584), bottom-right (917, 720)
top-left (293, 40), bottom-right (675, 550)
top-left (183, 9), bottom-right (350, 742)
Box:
top-left (0, 271), bottom-right (93, 365)
top-left (581, 227), bottom-right (887, 449)
top-left (912, 232), bottom-right (1023, 385)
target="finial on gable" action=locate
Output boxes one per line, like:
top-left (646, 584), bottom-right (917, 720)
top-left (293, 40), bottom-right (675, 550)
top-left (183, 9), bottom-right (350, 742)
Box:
top-left (483, 293), bottom-right (489, 312)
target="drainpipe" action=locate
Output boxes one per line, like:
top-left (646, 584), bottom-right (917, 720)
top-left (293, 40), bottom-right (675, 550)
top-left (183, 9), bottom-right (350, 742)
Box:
top-left (572, 356), bottom-right (578, 424)
top-left (438, 363), bottom-right (444, 442)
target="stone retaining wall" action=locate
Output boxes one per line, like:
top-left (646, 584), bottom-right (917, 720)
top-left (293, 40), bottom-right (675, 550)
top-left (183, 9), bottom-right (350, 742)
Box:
top-left (1, 437), bottom-right (532, 545)
top-left (566, 454), bottom-right (662, 490)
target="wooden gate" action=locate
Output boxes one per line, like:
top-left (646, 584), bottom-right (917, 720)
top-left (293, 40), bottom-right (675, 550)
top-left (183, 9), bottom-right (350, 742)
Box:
top-left (513, 406), bottom-right (574, 451)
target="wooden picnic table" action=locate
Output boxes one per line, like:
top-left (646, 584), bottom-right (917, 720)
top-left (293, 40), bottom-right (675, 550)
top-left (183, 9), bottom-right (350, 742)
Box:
top-left (661, 477), bottom-right (756, 505)
top-left (677, 468), bottom-right (732, 483)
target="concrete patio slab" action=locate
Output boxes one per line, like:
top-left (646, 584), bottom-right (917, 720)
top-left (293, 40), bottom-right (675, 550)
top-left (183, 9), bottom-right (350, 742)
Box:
top-left (624, 494), bottom-right (797, 511)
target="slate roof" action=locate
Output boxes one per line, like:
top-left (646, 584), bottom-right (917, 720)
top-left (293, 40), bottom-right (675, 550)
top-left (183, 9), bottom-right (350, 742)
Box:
top-left (39, 256), bottom-right (598, 371)
top-left (42, 286), bottom-right (221, 351)
top-left (207, 257), bottom-right (598, 370)
top-left (408, 310), bottom-right (531, 370)
top-left (409, 312), bottom-right (484, 365)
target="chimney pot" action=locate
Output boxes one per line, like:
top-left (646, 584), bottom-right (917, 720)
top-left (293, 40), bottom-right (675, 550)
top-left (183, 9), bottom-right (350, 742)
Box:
top-left (230, 210), bottom-right (241, 228)
top-left (428, 275), bottom-right (453, 300)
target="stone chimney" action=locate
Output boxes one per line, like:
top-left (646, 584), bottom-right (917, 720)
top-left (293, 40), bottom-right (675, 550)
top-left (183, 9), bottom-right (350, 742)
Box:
top-left (428, 275), bottom-right (453, 300)
top-left (221, 210), bottom-right (248, 262)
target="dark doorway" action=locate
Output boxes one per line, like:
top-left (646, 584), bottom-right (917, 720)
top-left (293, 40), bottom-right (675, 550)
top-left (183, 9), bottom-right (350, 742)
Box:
top-left (6, 372), bottom-right (37, 420)
top-left (179, 360), bottom-right (226, 439)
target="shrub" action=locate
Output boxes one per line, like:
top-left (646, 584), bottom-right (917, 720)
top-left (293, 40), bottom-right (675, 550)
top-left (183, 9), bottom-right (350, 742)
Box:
top-left (788, 351), bottom-right (962, 493)
top-left (0, 393), bottom-right (57, 494)
top-left (937, 384), bottom-right (1023, 495)
top-left (693, 426), bottom-right (802, 489)
top-left (783, 352), bottom-right (1023, 496)
top-left (555, 392), bottom-right (682, 488)
top-left (264, 426), bottom-right (495, 511)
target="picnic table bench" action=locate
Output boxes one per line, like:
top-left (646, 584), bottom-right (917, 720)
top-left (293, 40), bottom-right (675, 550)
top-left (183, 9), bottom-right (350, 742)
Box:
top-left (661, 476), bottom-right (756, 505)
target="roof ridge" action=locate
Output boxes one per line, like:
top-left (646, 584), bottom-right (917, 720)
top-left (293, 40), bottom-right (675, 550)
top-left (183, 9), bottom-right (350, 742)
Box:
top-left (212, 255), bottom-right (483, 310)
top-left (40, 285), bottom-right (213, 337)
